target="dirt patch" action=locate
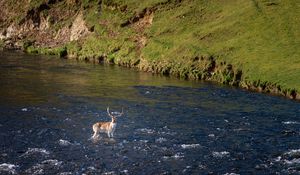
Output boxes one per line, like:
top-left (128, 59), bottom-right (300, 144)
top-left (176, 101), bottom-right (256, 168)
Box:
top-left (132, 11), bottom-right (154, 33)
top-left (133, 11), bottom-right (153, 53)
top-left (122, 9), bottom-right (154, 57)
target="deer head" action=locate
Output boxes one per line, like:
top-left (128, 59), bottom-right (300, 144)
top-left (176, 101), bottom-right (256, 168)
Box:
top-left (107, 107), bottom-right (123, 123)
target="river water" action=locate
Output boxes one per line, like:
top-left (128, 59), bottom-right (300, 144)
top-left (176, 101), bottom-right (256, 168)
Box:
top-left (0, 51), bottom-right (300, 175)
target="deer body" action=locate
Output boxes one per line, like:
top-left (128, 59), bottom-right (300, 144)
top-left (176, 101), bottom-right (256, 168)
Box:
top-left (92, 107), bottom-right (123, 139)
top-left (92, 119), bottom-right (116, 138)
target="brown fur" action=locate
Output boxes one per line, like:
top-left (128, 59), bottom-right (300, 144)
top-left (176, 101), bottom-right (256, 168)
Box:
top-left (92, 107), bottom-right (122, 139)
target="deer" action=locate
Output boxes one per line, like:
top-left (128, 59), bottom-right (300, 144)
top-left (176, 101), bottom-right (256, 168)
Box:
top-left (92, 107), bottom-right (123, 140)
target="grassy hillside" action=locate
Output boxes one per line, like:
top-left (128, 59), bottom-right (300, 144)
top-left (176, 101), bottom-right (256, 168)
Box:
top-left (1, 0), bottom-right (300, 99)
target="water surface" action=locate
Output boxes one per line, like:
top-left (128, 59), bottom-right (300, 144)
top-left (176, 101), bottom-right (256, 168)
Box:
top-left (0, 51), bottom-right (300, 174)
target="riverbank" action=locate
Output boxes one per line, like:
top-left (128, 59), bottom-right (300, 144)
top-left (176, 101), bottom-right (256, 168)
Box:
top-left (0, 0), bottom-right (299, 101)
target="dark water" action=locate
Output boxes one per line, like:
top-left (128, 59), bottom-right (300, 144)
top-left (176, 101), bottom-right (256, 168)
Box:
top-left (0, 51), bottom-right (300, 175)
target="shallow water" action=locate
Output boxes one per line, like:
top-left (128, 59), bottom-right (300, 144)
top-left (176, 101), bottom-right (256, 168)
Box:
top-left (0, 51), bottom-right (300, 174)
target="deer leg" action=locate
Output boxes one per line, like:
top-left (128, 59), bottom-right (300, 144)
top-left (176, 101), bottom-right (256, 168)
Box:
top-left (92, 130), bottom-right (98, 139)
top-left (92, 132), bottom-right (96, 139)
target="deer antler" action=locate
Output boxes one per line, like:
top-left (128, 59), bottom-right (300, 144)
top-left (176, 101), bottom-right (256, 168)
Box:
top-left (118, 108), bottom-right (124, 117)
top-left (107, 107), bottom-right (113, 118)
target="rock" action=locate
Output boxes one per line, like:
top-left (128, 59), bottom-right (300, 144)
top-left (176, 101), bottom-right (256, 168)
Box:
top-left (70, 12), bottom-right (90, 41)
top-left (6, 24), bottom-right (17, 38)
top-left (39, 16), bottom-right (50, 31)
top-left (0, 30), bottom-right (6, 40)
top-left (296, 93), bottom-right (300, 101)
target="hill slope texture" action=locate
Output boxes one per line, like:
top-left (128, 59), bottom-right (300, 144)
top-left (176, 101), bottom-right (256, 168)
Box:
top-left (1, 0), bottom-right (299, 100)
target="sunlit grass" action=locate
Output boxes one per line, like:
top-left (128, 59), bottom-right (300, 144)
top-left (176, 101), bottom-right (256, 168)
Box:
top-left (3, 0), bottom-right (298, 92)
top-left (139, 0), bottom-right (300, 90)
top-left (74, 0), bottom-right (300, 91)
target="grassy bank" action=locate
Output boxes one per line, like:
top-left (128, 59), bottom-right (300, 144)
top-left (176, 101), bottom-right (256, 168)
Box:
top-left (1, 0), bottom-right (300, 100)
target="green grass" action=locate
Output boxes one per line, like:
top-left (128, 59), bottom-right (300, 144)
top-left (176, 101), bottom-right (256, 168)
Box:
top-left (1, 0), bottom-right (299, 94)
top-left (103, 0), bottom-right (168, 15)
top-left (137, 0), bottom-right (300, 91)
top-left (26, 45), bottom-right (67, 57)
top-left (64, 0), bottom-right (300, 92)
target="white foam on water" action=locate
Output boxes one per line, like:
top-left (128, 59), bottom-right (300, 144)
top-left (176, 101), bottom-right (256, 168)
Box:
top-left (25, 168), bottom-right (44, 175)
top-left (21, 148), bottom-right (50, 157)
top-left (208, 134), bottom-right (215, 137)
top-left (87, 166), bottom-right (96, 171)
top-left (223, 173), bottom-right (240, 175)
top-left (284, 149), bottom-right (300, 157)
top-left (233, 128), bottom-right (248, 132)
top-left (0, 163), bottom-right (18, 174)
top-left (172, 152), bottom-right (185, 159)
top-left (271, 149), bottom-right (300, 174)
top-left (58, 139), bottom-right (72, 146)
top-left (117, 140), bottom-right (129, 148)
top-left (244, 122), bottom-right (251, 126)
top-left (274, 149), bottom-right (300, 164)
top-left (274, 156), bottom-right (282, 162)
top-left (122, 140), bottom-right (129, 144)
top-left (25, 163), bottom-right (44, 175)
top-left (163, 152), bottom-right (184, 160)
top-left (41, 117), bottom-right (47, 120)
top-left (41, 159), bottom-right (63, 166)
top-left (282, 121), bottom-right (300, 125)
top-left (25, 159), bottom-right (63, 175)
top-left (284, 158), bottom-right (300, 165)
top-left (64, 118), bottom-right (71, 121)
top-left (133, 146), bottom-right (142, 150)
top-left (181, 144), bottom-right (201, 149)
top-left (1, 153), bottom-right (8, 157)
top-left (212, 151), bottom-right (230, 158)
top-left (198, 164), bottom-right (207, 170)
top-left (21, 108), bottom-right (28, 112)
top-left (255, 164), bottom-right (269, 169)
top-left (59, 172), bottom-right (72, 175)
top-left (136, 139), bottom-right (149, 143)
top-left (158, 131), bottom-right (177, 136)
top-left (136, 128), bottom-right (155, 134)
top-left (182, 165), bottom-right (192, 173)
top-left (102, 171), bottom-right (116, 175)
top-left (121, 169), bottom-right (129, 174)
top-left (155, 137), bottom-right (167, 143)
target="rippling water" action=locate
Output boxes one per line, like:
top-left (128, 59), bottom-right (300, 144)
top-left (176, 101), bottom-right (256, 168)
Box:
top-left (0, 51), bottom-right (300, 174)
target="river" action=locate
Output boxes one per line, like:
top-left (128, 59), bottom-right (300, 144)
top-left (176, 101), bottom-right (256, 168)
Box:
top-left (0, 51), bottom-right (300, 174)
